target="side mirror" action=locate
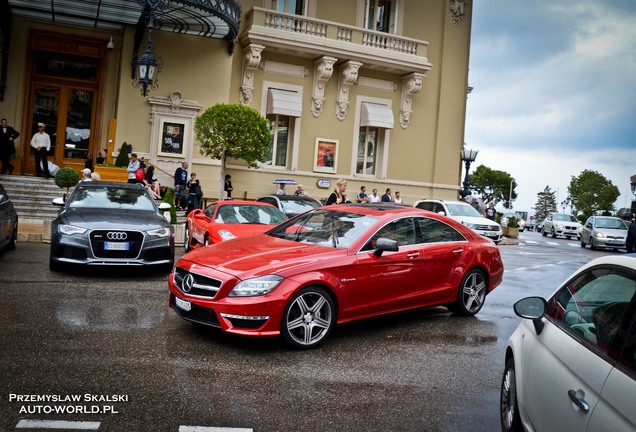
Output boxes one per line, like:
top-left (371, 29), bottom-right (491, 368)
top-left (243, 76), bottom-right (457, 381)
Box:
top-left (158, 202), bottom-right (171, 211)
top-left (373, 237), bottom-right (399, 257)
top-left (52, 197), bottom-right (65, 207)
top-left (437, 211), bottom-right (446, 216)
top-left (513, 296), bottom-right (547, 335)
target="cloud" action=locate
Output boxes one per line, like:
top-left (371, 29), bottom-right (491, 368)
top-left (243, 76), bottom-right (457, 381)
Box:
top-left (466, 0), bottom-right (636, 212)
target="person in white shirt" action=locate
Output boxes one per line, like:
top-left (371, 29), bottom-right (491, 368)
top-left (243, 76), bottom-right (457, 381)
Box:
top-left (31, 122), bottom-right (51, 178)
top-left (275, 183), bottom-right (287, 195)
top-left (394, 191), bottom-right (403, 204)
top-left (81, 168), bottom-right (92, 181)
top-left (368, 188), bottom-right (381, 203)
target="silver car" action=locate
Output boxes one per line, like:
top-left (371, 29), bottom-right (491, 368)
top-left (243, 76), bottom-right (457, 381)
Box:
top-left (542, 212), bottom-right (582, 239)
top-left (500, 255), bottom-right (636, 432)
top-left (580, 216), bottom-right (628, 250)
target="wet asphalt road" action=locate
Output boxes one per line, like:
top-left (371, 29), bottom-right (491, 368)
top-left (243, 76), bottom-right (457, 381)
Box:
top-left (0, 232), bottom-right (622, 432)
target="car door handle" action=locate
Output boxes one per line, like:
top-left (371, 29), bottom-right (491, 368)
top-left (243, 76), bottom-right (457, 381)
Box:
top-left (407, 252), bottom-right (420, 259)
top-left (567, 390), bottom-right (590, 413)
top-left (452, 248), bottom-right (463, 255)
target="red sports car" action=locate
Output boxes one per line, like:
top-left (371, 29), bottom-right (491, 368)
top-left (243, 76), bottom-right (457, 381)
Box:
top-left (169, 203), bottom-right (504, 349)
top-left (184, 199), bottom-right (287, 251)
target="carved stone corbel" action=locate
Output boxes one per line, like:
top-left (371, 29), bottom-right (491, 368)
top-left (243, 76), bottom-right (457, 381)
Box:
top-left (400, 72), bottom-right (425, 129)
top-left (311, 56), bottom-right (337, 118)
top-left (336, 61), bottom-right (362, 121)
top-left (450, 0), bottom-right (468, 26)
top-left (240, 44), bottom-right (265, 106)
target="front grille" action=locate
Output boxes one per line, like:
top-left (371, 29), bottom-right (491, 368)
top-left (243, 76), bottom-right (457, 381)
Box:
top-left (90, 230), bottom-right (144, 259)
top-left (143, 247), bottom-right (172, 262)
top-left (476, 224), bottom-right (499, 231)
top-left (170, 299), bottom-right (221, 328)
top-left (173, 266), bottom-right (222, 298)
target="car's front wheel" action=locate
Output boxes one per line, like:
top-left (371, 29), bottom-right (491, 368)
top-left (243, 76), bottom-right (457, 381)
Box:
top-left (500, 357), bottom-right (523, 432)
top-left (281, 286), bottom-right (336, 349)
top-left (580, 237), bottom-right (586, 248)
top-left (184, 224), bottom-right (192, 252)
top-left (551, 228), bottom-right (557, 238)
top-left (541, 228), bottom-right (547, 237)
top-left (7, 220), bottom-right (17, 250)
top-left (452, 269), bottom-right (487, 316)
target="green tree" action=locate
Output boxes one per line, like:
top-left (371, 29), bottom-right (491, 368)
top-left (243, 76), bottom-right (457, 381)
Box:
top-left (114, 142), bottom-right (130, 167)
top-left (568, 170), bottom-right (620, 216)
top-left (469, 165), bottom-right (517, 208)
top-left (195, 104), bottom-right (271, 200)
top-left (533, 186), bottom-right (557, 222)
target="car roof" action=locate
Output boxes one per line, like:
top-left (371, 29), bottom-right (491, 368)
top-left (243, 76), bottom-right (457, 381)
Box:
top-left (257, 195), bottom-right (320, 203)
top-left (216, 199), bottom-right (277, 206)
top-left (75, 181), bottom-right (145, 190)
top-left (324, 203), bottom-right (431, 218)
top-left (577, 254), bottom-right (636, 272)
top-left (413, 199), bottom-right (471, 206)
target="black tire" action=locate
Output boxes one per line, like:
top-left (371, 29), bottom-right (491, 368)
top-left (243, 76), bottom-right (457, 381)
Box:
top-left (500, 357), bottom-right (523, 432)
top-left (541, 229), bottom-right (547, 237)
top-left (551, 228), bottom-right (557, 238)
top-left (590, 239), bottom-right (597, 251)
top-left (7, 220), bottom-right (17, 250)
top-left (280, 286), bottom-right (336, 349)
top-left (452, 269), bottom-right (487, 316)
top-left (580, 237), bottom-right (586, 248)
top-left (49, 258), bottom-right (63, 272)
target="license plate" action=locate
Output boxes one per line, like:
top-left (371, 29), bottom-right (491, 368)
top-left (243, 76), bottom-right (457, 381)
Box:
top-left (484, 232), bottom-right (497, 237)
top-left (175, 297), bottom-right (191, 312)
top-left (104, 242), bottom-right (129, 251)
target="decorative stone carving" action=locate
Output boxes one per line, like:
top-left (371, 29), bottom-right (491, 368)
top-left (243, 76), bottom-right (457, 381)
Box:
top-left (400, 72), bottom-right (425, 129)
top-left (240, 44), bottom-right (265, 106)
top-left (336, 61), bottom-right (362, 121)
top-left (450, 0), bottom-right (468, 26)
top-left (259, 61), bottom-right (309, 78)
top-left (169, 91), bottom-right (183, 112)
top-left (312, 56), bottom-right (337, 118)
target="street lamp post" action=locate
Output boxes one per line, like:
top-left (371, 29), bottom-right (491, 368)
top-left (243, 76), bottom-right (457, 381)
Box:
top-left (460, 147), bottom-right (478, 198)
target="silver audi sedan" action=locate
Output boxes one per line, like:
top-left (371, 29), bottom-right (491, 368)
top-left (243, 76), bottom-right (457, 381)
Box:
top-left (50, 181), bottom-right (174, 272)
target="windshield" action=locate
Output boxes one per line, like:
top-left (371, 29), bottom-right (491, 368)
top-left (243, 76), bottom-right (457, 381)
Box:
top-left (554, 214), bottom-right (578, 222)
top-left (67, 186), bottom-right (155, 210)
top-left (594, 218), bottom-right (627, 230)
top-left (446, 203), bottom-right (482, 217)
top-left (279, 198), bottom-right (321, 216)
top-left (267, 209), bottom-right (378, 249)
top-left (214, 204), bottom-right (287, 225)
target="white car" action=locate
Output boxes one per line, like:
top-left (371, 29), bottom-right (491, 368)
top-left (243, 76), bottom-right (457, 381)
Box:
top-left (500, 255), bottom-right (636, 432)
top-left (542, 212), bottom-right (582, 239)
top-left (413, 199), bottom-right (502, 243)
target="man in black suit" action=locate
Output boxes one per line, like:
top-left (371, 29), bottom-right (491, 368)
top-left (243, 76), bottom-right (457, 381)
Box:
top-left (627, 220), bottom-right (636, 254)
top-left (0, 118), bottom-right (20, 174)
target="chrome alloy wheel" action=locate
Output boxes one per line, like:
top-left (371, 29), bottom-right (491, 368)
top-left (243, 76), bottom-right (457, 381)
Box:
top-left (500, 358), bottom-right (521, 431)
top-left (282, 287), bottom-right (335, 349)
top-left (461, 270), bottom-right (486, 315)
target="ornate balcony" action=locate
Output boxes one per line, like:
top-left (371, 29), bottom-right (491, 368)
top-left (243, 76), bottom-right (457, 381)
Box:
top-left (239, 7), bottom-right (432, 75)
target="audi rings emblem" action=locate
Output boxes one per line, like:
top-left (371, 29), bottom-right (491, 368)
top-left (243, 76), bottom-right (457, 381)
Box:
top-left (107, 231), bottom-right (128, 240)
top-left (182, 274), bottom-right (195, 293)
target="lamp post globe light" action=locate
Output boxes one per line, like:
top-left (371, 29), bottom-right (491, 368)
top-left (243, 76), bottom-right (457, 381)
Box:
top-left (460, 147), bottom-right (478, 198)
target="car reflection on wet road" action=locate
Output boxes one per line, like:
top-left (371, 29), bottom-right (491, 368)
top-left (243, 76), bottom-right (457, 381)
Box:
top-left (0, 232), bottom-right (611, 431)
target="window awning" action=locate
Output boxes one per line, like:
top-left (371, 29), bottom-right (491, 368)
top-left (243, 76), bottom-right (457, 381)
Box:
top-left (360, 102), bottom-right (394, 129)
top-left (267, 89), bottom-right (302, 117)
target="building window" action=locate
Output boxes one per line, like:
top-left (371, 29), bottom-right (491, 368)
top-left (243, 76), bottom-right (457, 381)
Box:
top-left (266, 114), bottom-right (290, 167)
top-left (272, 0), bottom-right (306, 14)
top-left (357, 127), bottom-right (378, 175)
top-left (365, 0), bottom-right (394, 33)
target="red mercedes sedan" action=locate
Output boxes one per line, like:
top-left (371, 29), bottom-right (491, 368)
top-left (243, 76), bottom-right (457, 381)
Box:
top-left (168, 203), bottom-right (504, 349)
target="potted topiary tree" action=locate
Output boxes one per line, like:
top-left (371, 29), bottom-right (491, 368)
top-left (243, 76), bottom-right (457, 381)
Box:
top-left (161, 187), bottom-right (184, 246)
top-left (54, 167), bottom-right (80, 200)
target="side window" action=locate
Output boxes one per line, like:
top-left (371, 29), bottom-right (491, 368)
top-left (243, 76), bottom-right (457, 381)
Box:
top-left (361, 218), bottom-right (415, 250)
top-left (546, 267), bottom-right (636, 360)
top-left (586, 218), bottom-right (593, 229)
top-left (260, 197), bottom-right (276, 207)
top-left (415, 202), bottom-right (433, 212)
top-left (416, 217), bottom-right (465, 243)
top-left (204, 203), bottom-right (217, 219)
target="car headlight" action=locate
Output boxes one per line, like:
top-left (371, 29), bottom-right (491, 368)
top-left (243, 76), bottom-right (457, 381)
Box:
top-left (555, 223), bottom-right (564, 229)
top-left (147, 227), bottom-right (171, 238)
top-left (462, 221), bottom-right (477, 229)
top-left (593, 232), bottom-right (605, 238)
top-left (229, 275), bottom-right (283, 297)
top-left (218, 230), bottom-right (236, 241)
top-left (58, 224), bottom-right (87, 235)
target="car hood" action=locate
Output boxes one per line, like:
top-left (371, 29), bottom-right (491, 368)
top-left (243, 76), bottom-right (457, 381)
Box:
top-left (451, 215), bottom-right (500, 227)
top-left (57, 208), bottom-right (168, 230)
top-left (180, 234), bottom-right (346, 279)
top-left (212, 223), bottom-right (278, 238)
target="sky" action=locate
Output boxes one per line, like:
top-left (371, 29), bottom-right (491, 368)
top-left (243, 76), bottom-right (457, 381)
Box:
top-left (465, 1), bottom-right (636, 215)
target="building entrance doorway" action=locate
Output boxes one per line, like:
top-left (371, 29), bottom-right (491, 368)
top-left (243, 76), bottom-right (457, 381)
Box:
top-left (23, 33), bottom-right (104, 175)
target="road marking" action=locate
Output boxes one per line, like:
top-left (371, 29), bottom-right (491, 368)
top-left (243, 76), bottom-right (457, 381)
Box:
top-left (567, 243), bottom-right (580, 247)
top-left (546, 242), bottom-right (559, 246)
top-left (179, 427), bottom-right (253, 432)
top-left (525, 240), bottom-right (538, 244)
top-left (16, 420), bottom-right (100, 430)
